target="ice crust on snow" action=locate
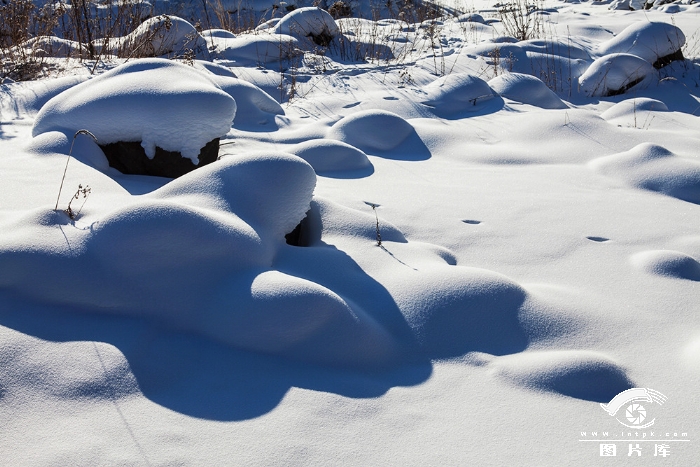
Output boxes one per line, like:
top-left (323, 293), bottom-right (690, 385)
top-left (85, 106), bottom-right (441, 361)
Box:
top-left (32, 59), bottom-right (237, 163)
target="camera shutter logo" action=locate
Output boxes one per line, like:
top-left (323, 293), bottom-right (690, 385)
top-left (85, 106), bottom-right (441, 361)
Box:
top-left (600, 388), bottom-right (667, 429)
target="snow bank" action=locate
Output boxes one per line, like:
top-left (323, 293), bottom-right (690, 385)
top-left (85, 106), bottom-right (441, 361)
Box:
top-left (488, 73), bottom-right (567, 109)
top-left (589, 143), bottom-right (700, 203)
top-left (491, 350), bottom-right (633, 402)
top-left (578, 53), bottom-right (656, 97)
top-left (631, 250), bottom-right (700, 281)
top-left (597, 21), bottom-right (685, 68)
top-left (327, 110), bottom-right (415, 152)
top-left (32, 59), bottom-right (236, 164)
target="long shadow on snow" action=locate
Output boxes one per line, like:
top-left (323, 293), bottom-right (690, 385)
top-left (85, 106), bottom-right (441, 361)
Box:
top-left (0, 234), bottom-right (537, 420)
top-left (0, 290), bottom-right (432, 421)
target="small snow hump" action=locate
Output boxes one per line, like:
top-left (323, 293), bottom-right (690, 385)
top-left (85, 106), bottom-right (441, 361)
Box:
top-left (631, 250), bottom-right (700, 281)
top-left (327, 110), bottom-right (415, 152)
top-left (488, 73), bottom-right (567, 109)
top-left (491, 350), bottom-right (634, 402)
top-left (290, 139), bottom-right (372, 175)
top-left (422, 73), bottom-right (497, 114)
top-left (589, 143), bottom-right (700, 204)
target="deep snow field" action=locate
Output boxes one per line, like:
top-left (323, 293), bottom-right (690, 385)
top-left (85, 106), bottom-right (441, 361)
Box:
top-left (1, 0), bottom-right (699, 465)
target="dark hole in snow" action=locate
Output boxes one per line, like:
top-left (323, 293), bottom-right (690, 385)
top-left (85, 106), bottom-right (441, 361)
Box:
top-left (100, 138), bottom-right (220, 178)
top-left (285, 211), bottom-right (312, 247)
top-left (308, 29), bottom-right (334, 47)
top-left (606, 76), bottom-right (645, 97)
top-left (653, 49), bottom-right (684, 69)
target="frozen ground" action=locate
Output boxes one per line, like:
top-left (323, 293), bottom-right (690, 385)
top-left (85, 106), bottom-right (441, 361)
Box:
top-left (1, 0), bottom-right (699, 465)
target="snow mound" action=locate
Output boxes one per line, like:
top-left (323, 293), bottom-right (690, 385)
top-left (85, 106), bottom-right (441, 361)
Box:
top-left (589, 143), bottom-right (700, 203)
top-left (17, 36), bottom-right (82, 59)
top-left (491, 350), bottom-right (633, 402)
top-left (0, 337), bottom-right (139, 402)
top-left (32, 59), bottom-right (236, 164)
top-left (153, 152), bottom-right (316, 239)
top-left (0, 75), bottom-right (87, 117)
top-left (488, 73), bottom-right (567, 109)
top-left (631, 250), bottom-right (700, 281)
top-left (398, 267), bottom-right (528, 358)
top-left (601, 97), bottom-right (668, 121)
top-left (212, 34), bottom-right (301, 64)
top-left (205, 269), bottom-right (402, 366)
top-left (113, 16), bottom-right (207, 58)
top-left (207, 75), bottom-right (283, 127)
top-left (578, 53), bottom-right (656, 97)
top-left (327, 110), bottom-right (415, 152)
top-left (308, 197), bottom-right (407, 244)
top-left (684, 335), bottom-right (700, 371)
top-left (597, 21), bottom-right (685, 68)
top-left (273, 7), bottom-right (340, 47)
top-left (421, 73), bottom-right (496, 114)
top-left (290, 139), bottom-right (372, 174)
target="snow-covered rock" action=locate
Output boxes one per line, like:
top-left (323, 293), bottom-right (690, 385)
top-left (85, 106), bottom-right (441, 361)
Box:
top-left (32, 59), bottom-right (237, 164)
top-left (578, 53), bottom-right (656, 97)
top-left (597, 21), bottom-right (685, 68)
top-left (109, 16), bottom-right (208, 58)
top-left (273, 7), bottom-right (340, 47)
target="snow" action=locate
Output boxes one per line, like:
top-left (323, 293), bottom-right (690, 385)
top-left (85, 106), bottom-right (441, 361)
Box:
top-left (597, 21), bottom-right (686, 65)
top-left (578, 53), bottom-right (656, 97)
top-left (1, 0), bottom-right (700, 465)
top-left (32, 59), bottom-right (237, 163)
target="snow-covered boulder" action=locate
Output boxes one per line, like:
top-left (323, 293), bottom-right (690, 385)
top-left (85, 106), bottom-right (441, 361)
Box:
top-left (33, 59), bottom-right (236, 169)
top-left (489, 73), bottom-right (568, 109)
top-left (597, 21), bottom-right (685, 68)
top-left (578, 53), bottom-right (656, 97)
top-left (273, 7), bottom-right (340, 47)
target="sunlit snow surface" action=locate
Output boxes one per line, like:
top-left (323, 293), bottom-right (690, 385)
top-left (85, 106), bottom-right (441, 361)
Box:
top-left (0, 1), bottom-right (699, 465)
